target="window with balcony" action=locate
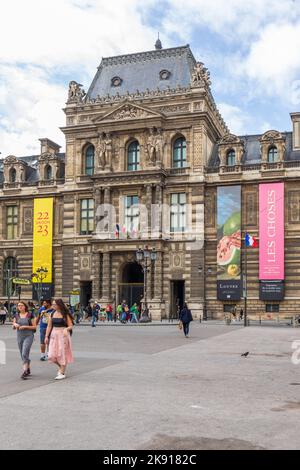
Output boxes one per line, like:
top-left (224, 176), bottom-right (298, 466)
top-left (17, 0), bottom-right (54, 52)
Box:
top-left (226, 150), bottom-right (236, 166)
top-left (127, 141), bottom-right (140, 171)
top-left (267, 146), bottom-right (278, 163)
top-left (7, 206), bottom-right (18, 239)
top-left (80, 199), bottom-right (94, 235)
top-left (125, 195), bottom-right (139, 234)
top-left (173, 137), bottom-right (187, 168)
top-left (170, 193), bottom-right (186, 233)
top-left (85, 145), bottom-right (95, 176)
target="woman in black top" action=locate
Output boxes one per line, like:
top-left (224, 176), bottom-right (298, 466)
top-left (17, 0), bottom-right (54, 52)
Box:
top-left (45, 299), bottom-right (73, 380)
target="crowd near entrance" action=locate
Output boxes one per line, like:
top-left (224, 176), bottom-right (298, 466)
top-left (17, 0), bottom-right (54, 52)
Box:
top-left (119, 262), bottom-right (144, 307)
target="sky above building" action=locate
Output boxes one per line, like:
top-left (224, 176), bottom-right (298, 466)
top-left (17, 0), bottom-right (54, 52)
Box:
top-left (0, 0), bottom-right (300, 157)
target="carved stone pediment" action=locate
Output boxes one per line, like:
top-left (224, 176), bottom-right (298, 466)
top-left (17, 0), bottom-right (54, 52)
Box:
top-left (219, 133), bottom-right (241, 145)
top-left (4, 155), bottom-right (18, 164)
top-left (39, 152), bottom-right (57, 163)
top-left (260, 130), bottom-right (285, 143)
top-left (92, 102), bottom-right (164, 123)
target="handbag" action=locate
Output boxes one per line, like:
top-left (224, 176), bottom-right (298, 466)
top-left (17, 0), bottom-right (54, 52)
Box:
top-left (178, 321), bottom-right (183, 330)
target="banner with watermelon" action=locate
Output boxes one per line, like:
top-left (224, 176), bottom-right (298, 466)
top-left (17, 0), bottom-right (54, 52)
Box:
top-left (217, 186), bottom-right (242, 301)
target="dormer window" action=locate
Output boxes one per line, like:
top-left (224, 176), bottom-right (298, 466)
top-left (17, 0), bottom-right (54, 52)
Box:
top-left (159, 70), bottom-right (171, 80)
top-left (226, 150), bottom-right (236, 166)
top-left (268, 146), bottom-right (278, 163)
top-left (111, 76), bottom-right (122, 87)
top-left (9, 168), bottom-right (16, 183)
top-left (45, 164), bottom-right (52, 180)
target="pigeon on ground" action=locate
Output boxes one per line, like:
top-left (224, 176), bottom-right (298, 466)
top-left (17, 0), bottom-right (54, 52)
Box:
top-left (241, 351), bottom-right (249, 357)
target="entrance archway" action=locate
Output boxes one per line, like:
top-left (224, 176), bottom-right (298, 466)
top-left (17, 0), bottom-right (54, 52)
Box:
top-left (119, 262), bottom-right (144, 307)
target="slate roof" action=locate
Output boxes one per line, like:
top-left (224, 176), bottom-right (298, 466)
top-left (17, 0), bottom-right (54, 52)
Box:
top-left (208, 131), bottom-right (300, 167)
top-left (87, 45), bottom-right (196, 99)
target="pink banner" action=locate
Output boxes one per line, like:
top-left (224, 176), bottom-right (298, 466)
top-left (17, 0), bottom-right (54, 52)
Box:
top-left (259, 183), bottom-right (284, 280)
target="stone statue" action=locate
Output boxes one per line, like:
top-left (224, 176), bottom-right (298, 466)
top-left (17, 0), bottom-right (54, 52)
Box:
top-left (147, 128), bottom-right (157, 164)
top-left (96, 133), bottom-right (112, 170)
top-left (68, 81), bottom-right (86, 102)
top-left (147, 128), bottom-right (165, 165)
top-left (191, 62), bottom-right (211, 87)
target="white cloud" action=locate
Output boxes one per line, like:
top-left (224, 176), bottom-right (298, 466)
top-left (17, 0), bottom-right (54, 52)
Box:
top-left (0, 0), bottom-right (159, 156)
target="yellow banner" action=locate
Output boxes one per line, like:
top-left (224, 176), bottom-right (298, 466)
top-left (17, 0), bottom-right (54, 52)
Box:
top-left (32, 198), bottom-right (53, 283)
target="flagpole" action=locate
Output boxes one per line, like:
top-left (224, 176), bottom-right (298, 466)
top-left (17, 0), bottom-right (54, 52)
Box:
top-left (244, 236), bottom-right (248, 327)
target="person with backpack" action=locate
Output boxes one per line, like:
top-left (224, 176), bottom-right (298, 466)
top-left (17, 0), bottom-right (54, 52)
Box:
top-left (45, 299), bottom-right (74, 380)
top-left (13, 301), bottom-right (37, 379)
top-left (179, 303), bottom-right (193, 338)
top-left (36, 299), bottom-right (54, 361)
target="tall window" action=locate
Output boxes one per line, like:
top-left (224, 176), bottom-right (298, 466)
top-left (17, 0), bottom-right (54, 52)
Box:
top-left (7, 206), bottom-right (18, 239)
top-left (85, 145), bottom-right (95, 175)
top-left (3, 257), bottom-right (18, 296)
top-left (127, 141), bottom-right (140, 171)
top-left (226, 150), bottom-right (236, 166)
top-left (173, 137), bottom-right (187, 168)
top-left (170, 193), bottom-right (186, 233)
top-left (268, 146), bottom-right (278, 163)
top-left (125, 195), bottom-right (139, 233)
top-left (45, 165), bottom-right (52, 180)
top-left (80, 199), bottom-right (94, 235)
top-left (9, 168), bottom-right (16, 183)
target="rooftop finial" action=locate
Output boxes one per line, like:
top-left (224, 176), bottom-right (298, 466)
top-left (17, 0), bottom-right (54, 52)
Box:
top-left (155, 33), bottom-right (162, 50)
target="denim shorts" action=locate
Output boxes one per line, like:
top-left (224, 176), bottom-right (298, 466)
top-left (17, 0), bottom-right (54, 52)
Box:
top-left (40, 327), bottom-right (47, 344)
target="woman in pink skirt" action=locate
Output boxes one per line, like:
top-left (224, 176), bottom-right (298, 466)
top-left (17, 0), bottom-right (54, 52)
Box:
top-left (45, 299), bottom-right (74, 380)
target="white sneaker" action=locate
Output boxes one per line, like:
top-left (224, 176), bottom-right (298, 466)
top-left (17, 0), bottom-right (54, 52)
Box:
top-left (55, 373), bottom-right (66, 380)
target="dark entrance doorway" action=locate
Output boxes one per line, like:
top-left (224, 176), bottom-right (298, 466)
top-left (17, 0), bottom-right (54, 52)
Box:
top-left (170, 280), bottom-right (185, 319)
top-left (80, 281), bottom-right (92, 307)
top-left (119, 262), bottom-right (144, 307)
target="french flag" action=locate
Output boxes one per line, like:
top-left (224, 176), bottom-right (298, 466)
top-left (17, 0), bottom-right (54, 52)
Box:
top-left (245, 233), bottom-right (258, 248)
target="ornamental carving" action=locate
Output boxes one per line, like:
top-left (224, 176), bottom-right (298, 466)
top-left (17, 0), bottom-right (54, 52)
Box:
top-left (260, 130), bottom-right (284, 142)
top-left (4, 155), bottom-right (18, 164)
top-left (159, 104), bottom-right (190, 113)
top-left (191, 62), bottom-right (211, 88)
top-left (96, 133), bottom-right (112, 170)
top-left (112, 104), bottom-right (152, 120)
top-left (146, 128), bottom-right (165, 165)
top-left (219, 134), bottom-right (241, 145)
top-left (67, 81), bottom-right (86, 103)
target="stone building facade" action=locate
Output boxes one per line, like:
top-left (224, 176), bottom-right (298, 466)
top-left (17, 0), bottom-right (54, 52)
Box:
top-left (1, 42), bottom-right (300, 319)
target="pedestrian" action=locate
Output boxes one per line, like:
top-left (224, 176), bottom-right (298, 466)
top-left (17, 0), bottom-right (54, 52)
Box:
top-left (239, 308), bottom-right (244, 321)
top-left (0, 303), bottom-right (8, 325)
top-left (106, 303), bottom-right (113, 321)
top-left (91, 300), bottom-right (99, 327)
top-left (116, 303), bottom-right (123, 322)
top-left (36, 299), bottom-right (53, 361)
top-left (179, 303), bottom-right (193, 338)
top-left (13, 301), bottom-right (37, 379)
top-left (45, 299), bottom-right (74, 380)
top-left (130, 303), bottom-right (139, 323)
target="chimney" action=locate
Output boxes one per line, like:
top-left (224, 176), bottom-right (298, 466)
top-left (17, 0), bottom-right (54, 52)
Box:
top-left (39, 138), bottom-right (61, 155)
top-left (290, 113), bottom-right (300, 150)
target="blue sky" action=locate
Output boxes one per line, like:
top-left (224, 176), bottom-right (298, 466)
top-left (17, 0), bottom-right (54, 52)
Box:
top-left (0, 0), bottom-right (300, 156)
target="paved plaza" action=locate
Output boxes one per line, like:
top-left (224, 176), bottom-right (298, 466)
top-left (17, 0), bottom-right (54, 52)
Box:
top-left (1, 322), bottom-right (300, 450)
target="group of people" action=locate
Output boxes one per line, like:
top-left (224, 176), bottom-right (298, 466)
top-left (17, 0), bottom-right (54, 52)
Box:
top-left (13, 298), bottom-right (74, 381)
top-left (83, 300), bottom-right (141, 326)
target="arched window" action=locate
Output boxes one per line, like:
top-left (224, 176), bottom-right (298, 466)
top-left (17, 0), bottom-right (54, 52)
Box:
top-left (3, 257), bottom-right (18, 296)
top-left (85, 145), bottom-right (95, 175)
top-left (268, 146), bottom-right (278, 163)
top-left (127, 141), bottom-right (140, 171)
top-left (9, 168), bottom-right (16, 183)
top-left (226, 150), bottom-right (236, 166)
top-left (45, 165), bottom-right (52, 180)
top-left (173, 137), bottom-right (187, 168)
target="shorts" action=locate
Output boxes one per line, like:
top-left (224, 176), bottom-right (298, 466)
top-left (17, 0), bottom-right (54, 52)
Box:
top-left (40, 327), bottom-right (47, 344)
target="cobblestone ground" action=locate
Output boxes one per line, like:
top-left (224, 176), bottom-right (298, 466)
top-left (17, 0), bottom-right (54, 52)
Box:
top-left (0, 322), bottom-right (300, 450)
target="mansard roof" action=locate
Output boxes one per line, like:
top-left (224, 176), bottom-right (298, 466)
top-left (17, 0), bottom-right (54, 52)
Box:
top-left (87, 45), bottom-right (196, 99)
top-left (208, 131), bottom-right (300, 167)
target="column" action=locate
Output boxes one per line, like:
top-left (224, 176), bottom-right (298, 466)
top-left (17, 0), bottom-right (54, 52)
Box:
top-left (102, 252), bottom-right (111, 301)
